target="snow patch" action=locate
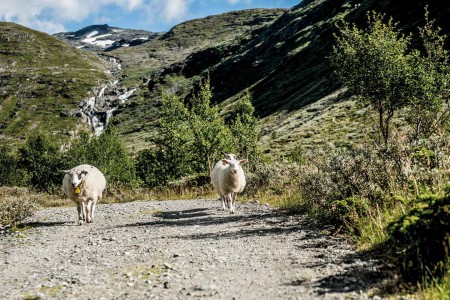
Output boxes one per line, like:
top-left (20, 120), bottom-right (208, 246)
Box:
top-left (86, 31), bottom-right (99, 38)
top-left (82, 33), bottom-right (114, 47)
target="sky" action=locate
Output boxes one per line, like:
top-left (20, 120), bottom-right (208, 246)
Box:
top-left (0, 0), bottom-right (300, 34)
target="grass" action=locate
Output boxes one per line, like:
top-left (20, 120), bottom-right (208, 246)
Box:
top-left (0, 22), bottom-right (110, 147)
top-left (421, 271), bottom-right (450, 300)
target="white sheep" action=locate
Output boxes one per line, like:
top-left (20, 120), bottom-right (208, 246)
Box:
top-left (210, 153), bottom-right (237, 209)
top-left (210, 158), bottom-right (248, 214)
top-left (62, 164), bottom-right (106, 225)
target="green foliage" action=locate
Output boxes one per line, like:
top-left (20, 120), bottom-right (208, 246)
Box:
top-left (64, 127), bottom-right (137, 188)
top-left (387, 191), bottom-right (450, 283)
top-left (405, 9), bottom-right (450, 141)
top-left (331, 12), bottom-right (411, 144)
top-left (0, 145), bottom-right (26, 186)
top-left (331, 196), bottom-right (370, 232)
top-left (229, 90), bottom-right (259, 160)
top-left (331, 9), bottom-right (450, 145)
top-left (189, 78), bottom-right (234, 173)
top-left (17, 132), bottom-right (63, 193)
top-left (135, 149), bottom-right (168, 187)
top-left (137, 78), bottom-right (259, 188)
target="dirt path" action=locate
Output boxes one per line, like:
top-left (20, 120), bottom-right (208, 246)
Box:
top-left (0, 199), bottom-right (387, 299)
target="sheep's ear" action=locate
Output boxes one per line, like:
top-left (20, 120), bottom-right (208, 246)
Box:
top-left (62, 170), bottom-right (70, 174)
top-left (221, 159), bottom-right (229, 165)
top-left (240, 159), bottom-right (248, 165)
top-left (81, 170), bottom-right (88, 175)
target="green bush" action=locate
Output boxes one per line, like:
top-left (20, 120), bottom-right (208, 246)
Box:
top-left (331, 9), bottom-right (450, 144)
top-left (64, 127), bottom-right (138, 188)
top-left (17, 132), bottom-right (63, 193)
top-left (387, 190), bottom-right (450, 283)
top-left (0, 145), bottom-right (27, 187)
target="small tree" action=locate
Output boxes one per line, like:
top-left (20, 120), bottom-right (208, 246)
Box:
top-left (405, 9), bottom-right (450, 142)
top-left (18, 132), bottom-right (63, 193)
top-left (331, 10), bottom-right (450, 145)
top-left (229, 90), bottom-right (259, 160)
top-left (64, 127), bottom-right (137, 188)
top-left (156, 90), bottom-right (193, 182)
top-left (189, 78), bottom-right (234, 173)
top-left (331, 12), bottom-right (412, 145)
top-left (0, 145), bottom-right (26, 187)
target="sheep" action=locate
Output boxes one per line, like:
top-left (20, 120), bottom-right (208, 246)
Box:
top-left (62, 164), bottom-right (106, 225)
top-left (210, 153), bottom-right (237, 210)
top-left (210, 158), bottom-right (248, 214)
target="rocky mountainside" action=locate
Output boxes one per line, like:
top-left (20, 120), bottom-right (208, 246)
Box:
top-left (104, 0), bottom-right (450, 154)
top-left (53, 24), bottom-right (161, 52)
top-left (1, 0), bottom-right (449, 154)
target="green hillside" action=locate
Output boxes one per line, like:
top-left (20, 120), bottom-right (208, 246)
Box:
top-left (2, 0), bottom-right (450, 155)
top-left (0, 22), bottom-right (110, 145)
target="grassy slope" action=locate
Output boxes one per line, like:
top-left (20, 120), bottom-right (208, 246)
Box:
top-left (0, 22), bottom-right (110, 146)
top-left (2, 0), bottom-right (449, 155)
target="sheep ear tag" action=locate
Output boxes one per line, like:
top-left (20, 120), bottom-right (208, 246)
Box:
top-left (74, 186), bottom-right (81, 194)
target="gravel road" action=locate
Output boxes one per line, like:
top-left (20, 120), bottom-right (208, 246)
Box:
top-left (0, 199), bottom-right (388, 299)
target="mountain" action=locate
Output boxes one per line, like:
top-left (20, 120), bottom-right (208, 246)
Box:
top-left (53, 24), bottom-right (161, 52)
top-left (106, 0), bottom-right (450, 154)
top-left (2, 0), bottom-right (450, 154)
top-left (0, 22), bottom-right (110, 145)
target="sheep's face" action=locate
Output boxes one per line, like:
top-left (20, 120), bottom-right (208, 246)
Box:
top-left (64, 169), bottom-right (88, 188)
top-left (222, 159), bottom-right (248, 174)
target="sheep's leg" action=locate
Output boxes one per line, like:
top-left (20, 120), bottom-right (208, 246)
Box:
top-left (81, 202), bottom-right (88, 223)
top-left (86, 199), bottom-right (94, 223)
top-left (227, 193), bottom-right (235, 214)
top-left (230, 192), bottom-right (238, 214)
top-left (220, 195), bottom-right (227, 210)
top-left (91, 200), bottom-right (97, 221)
top-left (77, 203), bottom-right (84, 225)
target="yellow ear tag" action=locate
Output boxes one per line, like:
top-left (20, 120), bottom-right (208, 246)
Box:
top-left (74, 187), bottom-right (81, 194)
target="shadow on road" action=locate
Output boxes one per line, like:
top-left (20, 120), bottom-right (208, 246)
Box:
top-left (22, 221), bottom-right (73, 228)
top-left (313, 251), bottom-right (392, 295)
top-left (115, 204), bottom-right (309, 240)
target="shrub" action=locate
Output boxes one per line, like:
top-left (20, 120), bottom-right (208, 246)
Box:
top-left (296, 141), bottom-right (409, 227)
top-left (0, 145), bottom-right (27, 187)
top-left (0, 196), bottom-right (38, 227)
top-left (386, 190), bottom-right (450, 283)
top-left (64, 127), bottom-right (138, 188)
top-left (17, 132), bottom-right (64, 193)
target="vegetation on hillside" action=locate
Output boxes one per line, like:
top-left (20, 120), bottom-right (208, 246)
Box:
top-left (279, 9), bottom-right (450, 297)
top-left (0, 22), bottom-right (110, 144)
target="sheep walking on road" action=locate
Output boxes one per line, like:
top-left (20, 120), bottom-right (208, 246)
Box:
top-left (211, 157), bottom-right (248, 214)
top-left (62, 164), bottom-right (106, 225)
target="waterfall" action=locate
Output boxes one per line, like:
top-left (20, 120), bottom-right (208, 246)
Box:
top-left (79, 83), bottom-right (136, 136)
top-left (78, 56), bottom-right (135, 136)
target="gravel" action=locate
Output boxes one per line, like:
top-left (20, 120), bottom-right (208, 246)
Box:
top-left (0, 199), bottom-right (388, 299)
